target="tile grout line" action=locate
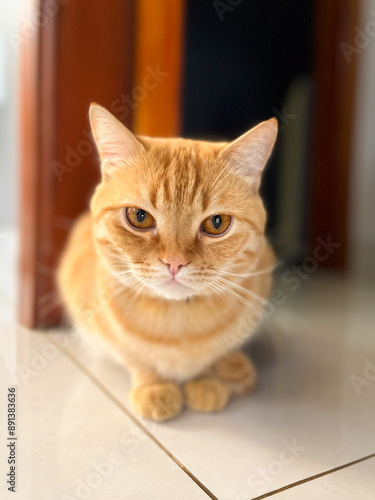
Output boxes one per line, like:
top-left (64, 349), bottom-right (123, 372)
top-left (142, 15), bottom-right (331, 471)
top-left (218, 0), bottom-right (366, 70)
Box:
top-left (250, 452), bottom-right (375, 500)
top-left (48, 335), bottom-right (220, 500)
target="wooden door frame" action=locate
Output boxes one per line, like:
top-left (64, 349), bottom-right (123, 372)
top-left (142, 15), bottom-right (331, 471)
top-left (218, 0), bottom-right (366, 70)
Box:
top-left (308, 0), bottom-right (360, 269)
top-left (19, 0), bottom-right (137, 328)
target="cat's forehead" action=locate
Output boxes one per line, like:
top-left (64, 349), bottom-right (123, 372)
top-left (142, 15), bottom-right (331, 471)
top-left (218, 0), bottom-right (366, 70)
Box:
top-left (142, 145), bottom-right (219, 212)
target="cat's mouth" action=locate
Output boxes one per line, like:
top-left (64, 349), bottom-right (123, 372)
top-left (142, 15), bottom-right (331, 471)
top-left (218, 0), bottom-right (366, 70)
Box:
top-left (122, 264), bottom-right (200, 300)
top-left (166, 274), bottom-right (180, 284)
top-left (144, 275), bottom-right (196, 300)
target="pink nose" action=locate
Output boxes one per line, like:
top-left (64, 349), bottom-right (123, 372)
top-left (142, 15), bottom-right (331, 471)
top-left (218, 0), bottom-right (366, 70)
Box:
top-left (160, 257), bottom-right (189, 276)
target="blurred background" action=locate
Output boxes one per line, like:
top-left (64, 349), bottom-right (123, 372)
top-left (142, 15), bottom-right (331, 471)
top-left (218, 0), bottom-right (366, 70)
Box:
top-left (0, 0), bottom-right (374, 328)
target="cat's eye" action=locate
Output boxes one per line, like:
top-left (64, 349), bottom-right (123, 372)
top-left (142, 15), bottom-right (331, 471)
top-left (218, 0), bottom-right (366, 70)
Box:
top-left (201, 214), bottom-right (232, 236)
top-left (125, 207), bottom-right (155, 230)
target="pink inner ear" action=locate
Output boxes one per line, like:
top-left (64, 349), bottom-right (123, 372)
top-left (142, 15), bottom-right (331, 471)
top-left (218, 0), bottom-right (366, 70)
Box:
top-left (100, 142), bottom-right (124, 160)
top-left (100, 140), bottom-right (137, 163)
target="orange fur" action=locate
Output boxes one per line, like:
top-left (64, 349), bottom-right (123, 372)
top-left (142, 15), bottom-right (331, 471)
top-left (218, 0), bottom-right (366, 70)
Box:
top-left (57, 104), bottom-right (277, 420)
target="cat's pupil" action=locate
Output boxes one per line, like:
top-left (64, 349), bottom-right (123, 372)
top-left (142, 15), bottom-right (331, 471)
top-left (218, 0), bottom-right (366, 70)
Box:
top-left (137, 209), bottom-right (146, 223)
top-left (212, 215), bottom-right (222, 229)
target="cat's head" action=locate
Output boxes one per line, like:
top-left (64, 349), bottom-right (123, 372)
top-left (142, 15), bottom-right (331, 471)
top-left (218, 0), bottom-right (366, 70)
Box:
top-left (89, 104), bottom-right (277, 300)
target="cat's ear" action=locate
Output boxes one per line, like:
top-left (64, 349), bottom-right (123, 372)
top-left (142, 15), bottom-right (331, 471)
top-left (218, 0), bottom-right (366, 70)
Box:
top-left (218, 118), bottom-right (278, 191)
top-left (89, 103), bottom-right (144, 179)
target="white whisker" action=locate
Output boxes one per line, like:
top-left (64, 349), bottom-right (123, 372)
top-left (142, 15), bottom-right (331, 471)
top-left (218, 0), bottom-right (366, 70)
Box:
top-left (215, 261), bottom-right (281, 279)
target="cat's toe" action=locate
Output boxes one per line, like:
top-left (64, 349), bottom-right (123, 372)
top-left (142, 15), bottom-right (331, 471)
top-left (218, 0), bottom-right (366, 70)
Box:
top-left (214, 351), bottom-right (257, 394)
top-left (130, 382), bottom-right (183, 422)
top-left (183, 377), bottom-right (230, 412)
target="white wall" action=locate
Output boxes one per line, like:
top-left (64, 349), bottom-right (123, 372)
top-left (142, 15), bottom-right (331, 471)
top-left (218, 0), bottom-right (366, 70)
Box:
top-left (0, 2), bottom-right (22, 225)
top-left (349, 0), bottom-right (375, 275)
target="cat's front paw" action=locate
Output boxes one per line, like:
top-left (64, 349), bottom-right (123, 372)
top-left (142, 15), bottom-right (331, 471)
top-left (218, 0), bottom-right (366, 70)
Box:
top-left (183, 377), bottom-right (230, 413)
top-left (213, 351), bottom-right (257, 395)
top-left (130, 382), bottom-right (183, 422)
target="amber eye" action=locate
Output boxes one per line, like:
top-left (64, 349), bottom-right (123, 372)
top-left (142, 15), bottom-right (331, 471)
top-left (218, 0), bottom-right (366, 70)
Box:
top-left (125, 207), bottom-right (155, 230)
top-left (201, 214), bottom-right (232, 236)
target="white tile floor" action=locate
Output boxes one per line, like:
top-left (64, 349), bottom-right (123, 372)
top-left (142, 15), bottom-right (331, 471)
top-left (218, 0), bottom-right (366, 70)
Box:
top-left (1, 228), bottom-right (375, 499)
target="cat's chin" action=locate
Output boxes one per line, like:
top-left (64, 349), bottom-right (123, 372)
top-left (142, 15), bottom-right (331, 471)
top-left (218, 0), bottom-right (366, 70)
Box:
top-left (145, 281), bottom-right (197, 301)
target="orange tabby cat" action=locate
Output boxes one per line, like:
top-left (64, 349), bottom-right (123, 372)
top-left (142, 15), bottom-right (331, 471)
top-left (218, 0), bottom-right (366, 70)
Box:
top-left (58, 104), bottom-right (277, 421)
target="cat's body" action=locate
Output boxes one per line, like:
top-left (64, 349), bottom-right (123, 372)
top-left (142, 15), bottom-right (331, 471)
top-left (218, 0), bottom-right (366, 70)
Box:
top-left (58, 105), bottom-right (277, 421)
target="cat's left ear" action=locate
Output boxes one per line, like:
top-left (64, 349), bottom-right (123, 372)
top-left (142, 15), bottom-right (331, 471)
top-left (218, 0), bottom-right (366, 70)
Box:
top-left (218, 118), bottom-right (278, 191)
top-left (89, 103), bottom-right (145, 179)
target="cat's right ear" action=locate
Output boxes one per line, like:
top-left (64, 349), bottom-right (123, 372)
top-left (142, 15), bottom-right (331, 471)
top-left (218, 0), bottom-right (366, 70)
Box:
top-left (89, 103), bottom-right (144, 179)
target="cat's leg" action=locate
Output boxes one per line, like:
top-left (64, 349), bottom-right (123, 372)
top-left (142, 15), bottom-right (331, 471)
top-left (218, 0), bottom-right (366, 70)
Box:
top-left (183, 377), bottom-right (231, 413)
top-left (211, 351), bottom-right (257, 395)
top-left (130, 370), bottom-right (184, 422)
top-left (182, 351), bottom-right (256, 413)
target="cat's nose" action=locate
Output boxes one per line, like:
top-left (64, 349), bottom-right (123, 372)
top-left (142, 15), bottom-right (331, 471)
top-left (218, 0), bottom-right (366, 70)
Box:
top-left (160, 257), bottom-right (190, 276)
